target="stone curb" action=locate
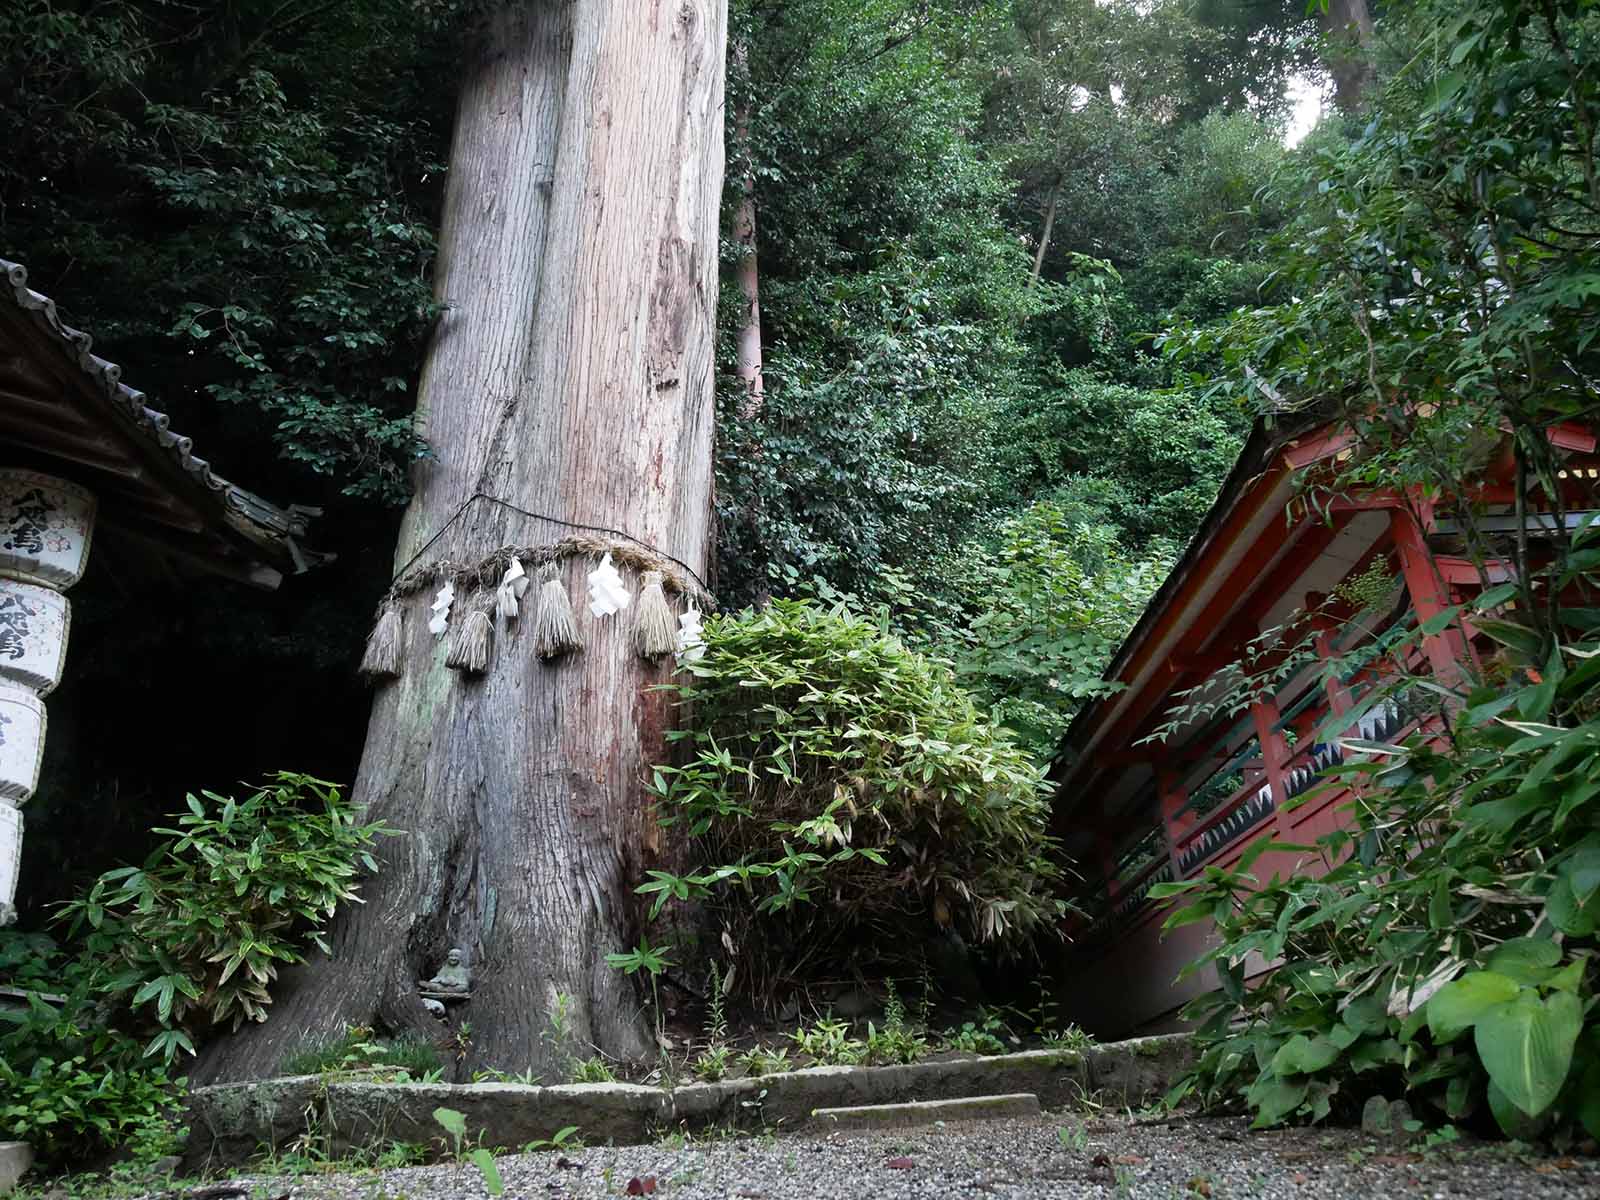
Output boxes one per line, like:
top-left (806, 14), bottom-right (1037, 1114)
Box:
top-left (0, 1142), bottom-right (33, 1194)
top-left (183, 1033), bottom-right (1193, 1170)
top-left (812, 1092), bottom-right (1041, 1130)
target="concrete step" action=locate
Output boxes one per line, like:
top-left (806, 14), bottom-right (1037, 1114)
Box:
top-left (0, 1142), bottom-right (33, 1194)
top-left (812, 1092), bottom-right (1041, 1131)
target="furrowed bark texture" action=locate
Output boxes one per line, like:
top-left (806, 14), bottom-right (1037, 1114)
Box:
top-left (197, 0), bottom-right (727, 1083)
top-left (1323, 0), bottom-right (1375, 113)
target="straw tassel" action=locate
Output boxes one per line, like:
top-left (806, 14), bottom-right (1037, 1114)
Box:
top-left (446, 604), bottom-right (493, 674)
top-left (532, 564), bottom-right (583, 660)
top-left (359, 601), bottom-right (403, 682)
top-left (634, 570), bottom-right (677, 659)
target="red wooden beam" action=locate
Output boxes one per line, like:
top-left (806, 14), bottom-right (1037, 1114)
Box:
top-left (1284, 429), bottom-right (1355, 469)
top-left (1551, 422), bottom-right (1598, 454)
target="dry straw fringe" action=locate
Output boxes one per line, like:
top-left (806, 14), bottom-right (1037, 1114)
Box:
top-left (634, 569), bottom-right (677, 659)
top-left (358, 603), bottom-right (403, 681)
top-left (532, 563), bottom-right (583, 660)
top-left (387, 533), bottom-right (715, 612)
top-left (362, 532), bottom-right (713, 683)
top-left (446, 606), bottom-right (493, 674)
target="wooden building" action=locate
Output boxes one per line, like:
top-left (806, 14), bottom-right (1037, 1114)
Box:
top-left (0, 258), bottom-right (327, 923)
top-left (1049, 413), bottom-right (1599, 1036)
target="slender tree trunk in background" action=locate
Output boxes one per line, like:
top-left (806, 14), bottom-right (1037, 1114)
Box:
top-left (732, 44), bottom-right (764, 419)
top-left (732, 139), bottom-right (764, 418)
top-left (1029, 178), bottom-right (1060, 288)
top-left (197, 0), bottom-right (727, 1083)
top-left (1323, 0), bottom-right (1375, 113)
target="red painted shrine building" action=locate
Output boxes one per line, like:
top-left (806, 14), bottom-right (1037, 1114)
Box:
top-left (1048, 413), bottom-right (1599, 1037)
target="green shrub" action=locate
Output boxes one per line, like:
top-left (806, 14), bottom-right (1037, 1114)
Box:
top-left (788, 1017), bottom-right (866, 1066)
top-left (60, 772), bottom-right (393, 1060)
top-left (0, 772), bottom-right (390, 1161)
top-left (570, 1056), bottom-right (616, 1084)
top-left (0, 1047), bottom-right (180, 1163)
top-left (864, 979), bottom-right (929, 1064)
top-left (1155, 596), bottom-right (1600, 1140)
top-left (738, 1046), bottom-right (792, 1075)
top-left (280, 1025), bottom-right (441, 1078)
top-left (647, 601), bottom-right (1066, 1000)
top-left (0, 934), bottom-right (182, 1164)
top-left (692, 1044), bottom-right (732, 1081)
top-left (944, 1011), bottom-right (1011, 1056)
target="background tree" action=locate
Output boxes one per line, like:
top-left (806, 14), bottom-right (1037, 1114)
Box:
top-left (0, 0), bottom-right (452, 914)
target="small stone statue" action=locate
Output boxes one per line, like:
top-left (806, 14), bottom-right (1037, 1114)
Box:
top-left (418, 948), bottom-right (472, 1000)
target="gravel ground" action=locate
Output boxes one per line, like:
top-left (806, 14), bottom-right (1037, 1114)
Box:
top-left (194, 1112), bottom-right (1600, 1200)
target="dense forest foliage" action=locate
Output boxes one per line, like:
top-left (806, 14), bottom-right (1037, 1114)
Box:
top-left (0, 0), bottom-right (1317, 883)
top-left (15, 0), bottom-right (1600, 1160)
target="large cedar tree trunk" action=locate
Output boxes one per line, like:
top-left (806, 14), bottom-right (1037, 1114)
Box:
top-left (197, 0), bottom-right (727, 1083)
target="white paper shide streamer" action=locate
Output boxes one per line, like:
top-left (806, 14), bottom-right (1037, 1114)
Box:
top-left (587, 553), bottom-right (631, 618)
top-left (428, 581), bottom-right (455, 637)
top-left (677, 604), bottom-right (705, 663)
top-left (495, 558), bottom-right (530, 621)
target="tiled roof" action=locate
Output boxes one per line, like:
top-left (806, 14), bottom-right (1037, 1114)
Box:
top-left (0, 258), bottom-right (330, 586)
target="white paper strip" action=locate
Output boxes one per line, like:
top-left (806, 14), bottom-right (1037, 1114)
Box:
top-left (0, 579), bottom-right (70, 695)
top-left (0, 684), bottom-right (44, 803)
top-left (0, 469), bottom-right (97, 590)
top-left (495, 558), bottom-right (529, 621)
top-left (587, 553), bottom-right (631, 618)
top-left (428, 581), bottom-right (455, 637)
top-left (677, 604), bottom-right (705, 662)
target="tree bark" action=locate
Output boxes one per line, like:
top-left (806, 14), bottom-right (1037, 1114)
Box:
top-left (1028, 178), bottom-right (1060, 289)
top-left (732, 43), bottom-right (763, 419)
top-left (1323, 0), bottom-right (1375, 113)
top-left (196, 0), bottom-right (727, 1083)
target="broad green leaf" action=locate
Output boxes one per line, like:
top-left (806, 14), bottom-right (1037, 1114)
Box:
top-left (1474, 583), bottom-right (1519, 610)
top-left (1270, 1034), bottom-right (1341, 1076)
top-left (1246, 1073), bottom-right (1308, 1127)
top-left (1486, 1077), bottom-right (1545, 1139)
top-left (1427, 971), bottom-right (1520, 1043)
top-left (1349, 1037), bottom-right (1404, 1073)
top-left (1485, 937), bottom-right (1561, 985)
top-left (1421, 607), bottom-right (1463, 636)
top-left (1162, 900), bottom-right (1217, 930)
top-left (1341, 994), bottom-right (1389, 1035)
top-left (433, 1107), bottom-right (467, 1139)
top-left (469, 1148), bottom-right (505, 1195)
top-left (1428, 876), bottom-right (1452, 929)
top-left (1474, 990), bottom-right (1582, 1118)
top-left (1445, 1074), bottom-right (1473, 1120)
top-left (1546, 874), bottom-right (1600, 936)
top-left (1564, 845), bottom-right (1600, 904)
